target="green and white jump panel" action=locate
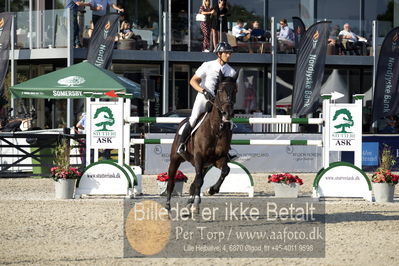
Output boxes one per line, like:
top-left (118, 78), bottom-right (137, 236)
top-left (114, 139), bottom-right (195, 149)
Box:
top-left (75, 160), bottom-right (138, 198)
top-left (130, 139), bottom-right (323, 146)
top-left (201, 162), bottom-right (254, 197)
top-left (312, 162), bottom-right (372, 201)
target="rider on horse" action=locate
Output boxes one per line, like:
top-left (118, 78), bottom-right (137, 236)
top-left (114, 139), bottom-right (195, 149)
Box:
top-left (177, 42), bottom-right (236, 156)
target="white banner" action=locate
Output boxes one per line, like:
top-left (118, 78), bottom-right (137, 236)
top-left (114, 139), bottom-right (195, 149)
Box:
top-left (329, 104), bottom-right (362, 151)
top-left (88, 101), bottom-right (123, 149)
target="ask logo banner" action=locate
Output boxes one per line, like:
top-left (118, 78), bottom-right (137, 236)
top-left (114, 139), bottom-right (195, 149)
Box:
top-left (329, 105), bottom-right (361, 152)
top-left (89, 102), bottom-right (123, 149)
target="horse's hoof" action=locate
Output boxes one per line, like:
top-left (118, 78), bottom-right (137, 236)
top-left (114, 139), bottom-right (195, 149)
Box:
top-left (204, 188), bottom-right (217, 196)
top-left (165, 203), bottom-right (171, 211)
top-left (203, 188), bottom-right (212, 196)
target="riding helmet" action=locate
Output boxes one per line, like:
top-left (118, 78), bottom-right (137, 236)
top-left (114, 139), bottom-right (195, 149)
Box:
top-left (214, 42), bottom-right (233, 53)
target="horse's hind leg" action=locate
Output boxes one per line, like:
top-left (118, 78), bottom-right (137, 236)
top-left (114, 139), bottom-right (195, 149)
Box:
top-left (165, 154), bottom-right (183, 211)
top-left (208, 157), bottom-right (230, 195)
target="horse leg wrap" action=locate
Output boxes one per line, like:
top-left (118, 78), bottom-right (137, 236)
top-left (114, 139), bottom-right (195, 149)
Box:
top-left (187, 196), bottom-right (195, 205)
top-left (193, 195), bottom-right (201, 205)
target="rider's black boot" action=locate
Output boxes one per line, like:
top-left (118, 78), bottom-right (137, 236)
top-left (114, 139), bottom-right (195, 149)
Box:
top-left (177, 123), bottom-right (192, 156)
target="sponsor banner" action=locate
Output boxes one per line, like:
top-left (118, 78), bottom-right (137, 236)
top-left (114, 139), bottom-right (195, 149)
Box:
top-left (361, 135), bottom-right (399, 171)
top-left (0, 13), bottom-right (12, 94)
top-left (372, 27), bottom-right (399, 121)
top-left (362, 142), bottom-right (379, 166)
top-left (292, 21), bottom-right (330, 116)
top-left (329, 104), bottom-right (362, 151)
top-left (88, 101), bottom-right (123, 149)
top-left (292, 16), bottom-right (306, 50)
top-left (124, 198), bottom-right (325, 258)
top-left (75, 161), bottom-right (131, 197)
top-left (314, 162), bottom-right (372, 201)
top-left (144, 133), bottom-right (340, 174)
top-left (87, 13), bottom-right (119, 69)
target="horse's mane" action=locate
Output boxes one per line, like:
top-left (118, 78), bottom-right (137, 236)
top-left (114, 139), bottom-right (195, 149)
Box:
top-left (220, 76), bottom-right (236, 83)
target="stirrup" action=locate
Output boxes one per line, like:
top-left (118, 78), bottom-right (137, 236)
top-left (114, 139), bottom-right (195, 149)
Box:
top-left (227, 153), bottom-right (238, 161)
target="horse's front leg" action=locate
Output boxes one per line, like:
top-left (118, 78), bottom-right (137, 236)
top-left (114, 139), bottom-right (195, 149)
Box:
top-left (208, 157), bottom-right (230, 196)
top-left (190, 159), bottom-right (205, 214)
top-left (166, 153), bottom-right (183, 211)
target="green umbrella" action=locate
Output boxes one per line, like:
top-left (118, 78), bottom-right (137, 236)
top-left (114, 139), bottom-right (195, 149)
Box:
top-left (10, 61), bottom-right (142, 99)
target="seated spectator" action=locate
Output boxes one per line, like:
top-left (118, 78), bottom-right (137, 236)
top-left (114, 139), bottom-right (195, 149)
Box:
top-left (146, 15), bottom-right (159, 44)
top-left (338, 23), bottom-right (367, 55)
top-left (327, 24), bottom-right (340, 55)
top-left (232, 19), bottom-right (251, 42)
top-left (380, 115), bottom-right (399, 133)
top-left (277, 18), bottom-right (295, 53)
top-left (250, 20), bottom-right (270, 42)
top-left (119, 20), bottom-right (134, 40)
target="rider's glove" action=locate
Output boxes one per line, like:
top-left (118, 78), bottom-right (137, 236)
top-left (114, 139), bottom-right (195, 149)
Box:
top-left (202, 90), bottom-right (215, 101)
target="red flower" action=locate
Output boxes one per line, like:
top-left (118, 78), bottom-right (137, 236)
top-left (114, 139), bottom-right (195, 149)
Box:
top-left (371, 169), bottom-right (399, 184)
top-left (267, 173), bottom-right (303, 185)
top-left (157, 171), bottom-right (188, 182)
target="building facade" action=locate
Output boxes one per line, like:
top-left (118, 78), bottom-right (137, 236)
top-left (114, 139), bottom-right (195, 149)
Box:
top-left (1, 0), bottom-right (399, 132)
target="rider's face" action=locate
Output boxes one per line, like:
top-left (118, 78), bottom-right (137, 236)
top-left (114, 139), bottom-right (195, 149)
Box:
top-left (220, 52), bottom-right (231, 62)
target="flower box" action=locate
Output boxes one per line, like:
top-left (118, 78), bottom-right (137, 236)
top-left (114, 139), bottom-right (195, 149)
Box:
top-left (156, 171), bottom-right (188, 196)
top-left (273, 182), bottom-right (299, 198)
top-left (157, 180), bottom-right (184, 196)
top-left (54, 179), bottom-right (77, 199)
top-left (268, 173), bottom-right (303, 198)
top-left (371, 167), bottom-right (398, 203)
top-left (373, 183), bottom-right (395, 203)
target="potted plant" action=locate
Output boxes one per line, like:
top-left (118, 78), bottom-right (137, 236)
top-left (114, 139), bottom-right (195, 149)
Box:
top-left (372, 144), bottom-right (398, 202)
top-left (157, 170), bottom-right (188, 196)
top-left (51, 138), bottom-right (81, 199)
top-left (268, 173), bottom-right (304, 198)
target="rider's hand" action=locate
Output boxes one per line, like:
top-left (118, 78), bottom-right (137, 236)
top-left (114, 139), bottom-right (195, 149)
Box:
top-left (203, 90), bottom-right (215, 101)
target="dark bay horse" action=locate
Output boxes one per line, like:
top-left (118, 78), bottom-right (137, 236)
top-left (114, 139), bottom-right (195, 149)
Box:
top-left (166, 70), bottom-right (238, 213)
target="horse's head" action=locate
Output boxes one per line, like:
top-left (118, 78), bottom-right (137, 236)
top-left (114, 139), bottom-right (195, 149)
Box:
top-left (215, 70), bottom-right (238, 122)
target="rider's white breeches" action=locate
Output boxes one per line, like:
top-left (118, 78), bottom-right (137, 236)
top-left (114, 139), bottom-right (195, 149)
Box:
top-left (188, 92), bottom-right (208, 127)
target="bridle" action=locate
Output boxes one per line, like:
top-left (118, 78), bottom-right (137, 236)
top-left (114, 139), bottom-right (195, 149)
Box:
top-left (209, 83), bottom-right (235, 129)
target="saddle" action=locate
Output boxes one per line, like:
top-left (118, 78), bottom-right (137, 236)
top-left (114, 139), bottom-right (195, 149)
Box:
top-left (179, 112), bottom-right (208, 137)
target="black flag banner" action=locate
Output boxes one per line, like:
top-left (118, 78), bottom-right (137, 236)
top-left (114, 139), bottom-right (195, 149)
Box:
top-left (0, 13), bottom-right (13, 95)
top-left (292, 16), bottom-right (306, 50)
top-left (292, 21), bottom-right (330, 116)
top-left (372, 27), bottom-right (399, 121)
top-left (87, 13), bottom-right (119, 69)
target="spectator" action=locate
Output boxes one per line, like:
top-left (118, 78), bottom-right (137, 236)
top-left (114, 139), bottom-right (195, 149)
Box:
top-left (328, 24), bottom-right (340, 55)
top-left (277, 18), bottom-right (295, 53)
top-left (232, 19), bottom-right (251, 42)
top-left (199, 0), bottom-right (215, 52)
top-left (380, 115), bottom-right (399, 133)
top-left (250, 20), bottom-right (269, 42)
top-left (338, 23), bottom-right (367, 55)
top-left (119, 20), bottom-right (134, 40)
top-left (90, 0), bottom-right (124, 28)
top-left (146, 15), bottom-right (159, 45)
top-left (65, 0), bottom-right (91, 48)
top-left (210, 0), bottom-right (229, 50)
top-left (75, 112), bottom-right (87, 166)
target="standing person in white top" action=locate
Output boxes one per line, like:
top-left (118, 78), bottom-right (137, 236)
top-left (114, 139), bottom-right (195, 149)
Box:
top-left (75, 113), bottom-right (87, 166)
top-left (177, 42), bottom-right (236, 155)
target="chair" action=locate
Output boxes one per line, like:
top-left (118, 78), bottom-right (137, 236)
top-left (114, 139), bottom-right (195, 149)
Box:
top-left (226, 33), bottom-right (253, 53)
